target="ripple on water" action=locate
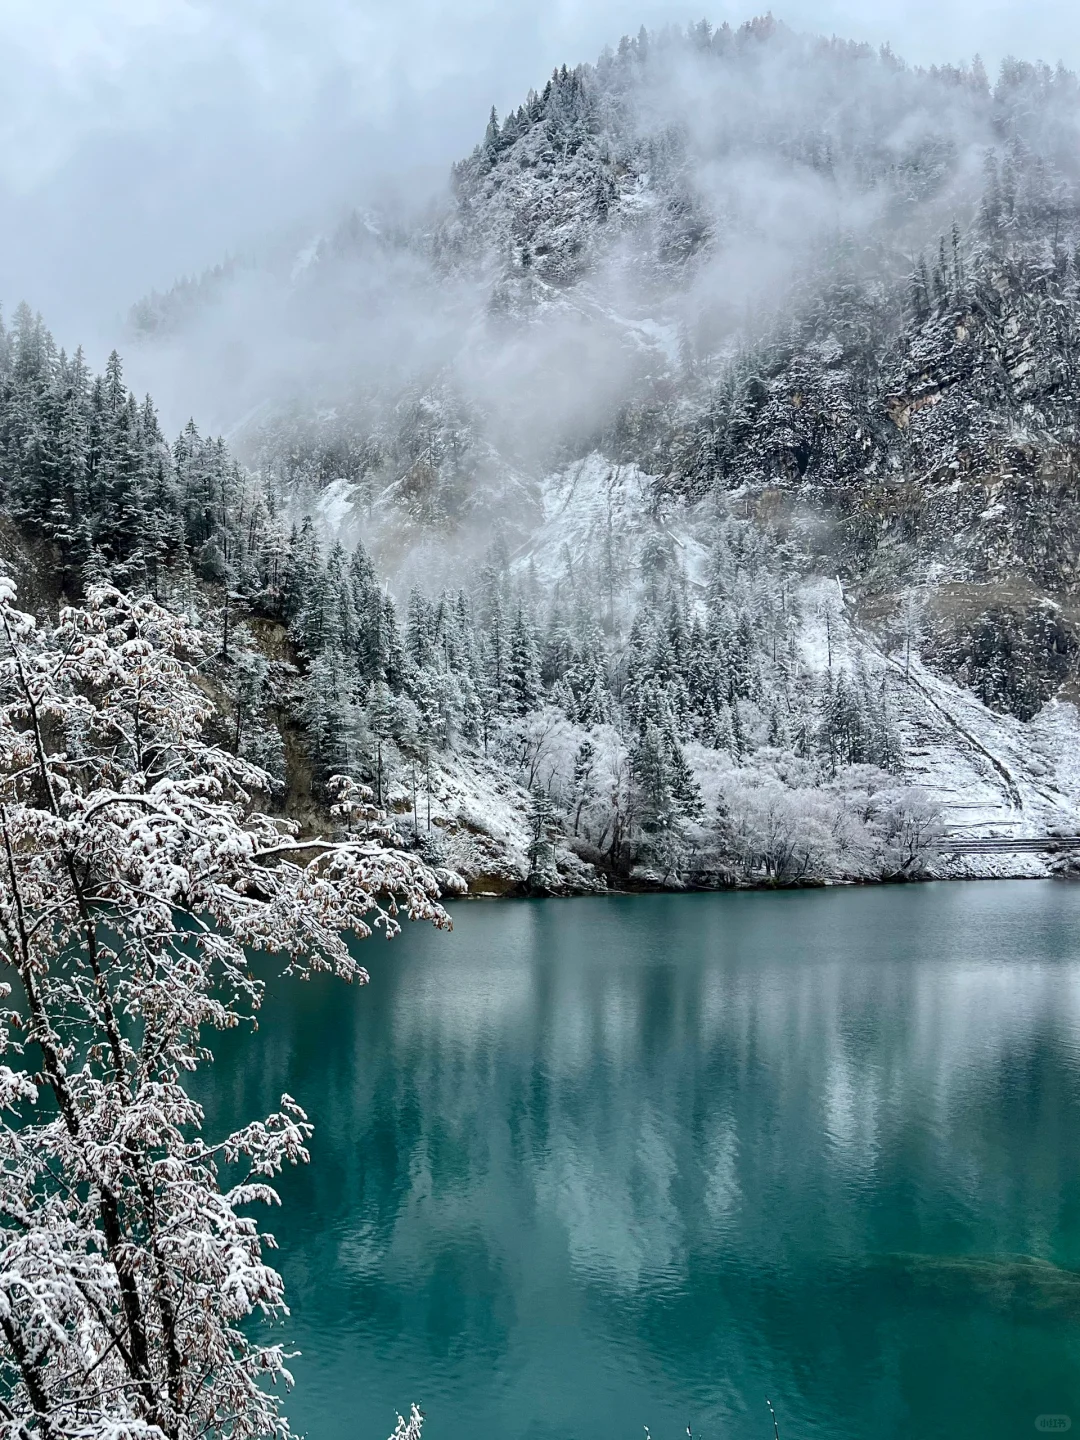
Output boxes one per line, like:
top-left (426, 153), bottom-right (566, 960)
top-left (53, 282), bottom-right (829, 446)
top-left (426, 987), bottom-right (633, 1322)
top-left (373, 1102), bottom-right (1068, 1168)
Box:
top-left (194, 883), bottom-right (1080, 1440)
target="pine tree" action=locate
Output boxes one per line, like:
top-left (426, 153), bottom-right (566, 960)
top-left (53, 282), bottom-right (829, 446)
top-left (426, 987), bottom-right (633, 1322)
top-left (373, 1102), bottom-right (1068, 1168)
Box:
top-left (663, 721), bottom-right (703, 821)
top-left (507, 608), bottom-right (542, 715)
top-left (526, 787), bottom-right (558, 886)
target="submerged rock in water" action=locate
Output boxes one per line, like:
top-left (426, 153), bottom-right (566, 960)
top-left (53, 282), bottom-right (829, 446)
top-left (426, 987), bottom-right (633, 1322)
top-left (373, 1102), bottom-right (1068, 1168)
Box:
top-left (868, 1253), bottom-right (1080, 1315)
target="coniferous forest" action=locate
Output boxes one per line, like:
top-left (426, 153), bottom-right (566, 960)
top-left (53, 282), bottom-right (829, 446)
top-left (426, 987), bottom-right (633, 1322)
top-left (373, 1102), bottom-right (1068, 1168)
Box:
top-left (9, 20), bottom-right (1080, 889)
top-left (0, 301), bottom-right (938, 890)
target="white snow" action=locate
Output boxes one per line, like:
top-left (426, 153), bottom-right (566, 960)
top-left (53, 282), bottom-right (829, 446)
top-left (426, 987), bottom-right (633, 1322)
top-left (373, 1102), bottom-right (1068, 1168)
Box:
top-left (316, 477), bottom-right (359, 534)
top-left (510, 461), bottom-right (1080, 882)
top-left (800, 575), bottom-right (1080, 876)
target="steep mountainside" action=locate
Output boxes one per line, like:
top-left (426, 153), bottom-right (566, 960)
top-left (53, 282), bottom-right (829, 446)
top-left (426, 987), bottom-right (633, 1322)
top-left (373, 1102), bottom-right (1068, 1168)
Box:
top-left (130, 22), bottom-right (1080, 718)
top-left (7, 18), bottom-right (1080, 890)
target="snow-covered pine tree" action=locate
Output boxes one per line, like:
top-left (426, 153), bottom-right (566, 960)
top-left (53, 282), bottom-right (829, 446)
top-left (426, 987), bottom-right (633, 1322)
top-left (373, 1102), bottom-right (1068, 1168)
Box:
top-left (526, 786), bottom-right (559, 888)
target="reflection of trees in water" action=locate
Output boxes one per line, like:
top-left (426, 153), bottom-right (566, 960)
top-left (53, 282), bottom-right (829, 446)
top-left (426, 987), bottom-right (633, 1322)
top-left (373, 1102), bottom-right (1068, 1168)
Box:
top-left (201, 892), bottom-right (1080, 1435)
top-left (347, 901), bottom-right (1080, 1288)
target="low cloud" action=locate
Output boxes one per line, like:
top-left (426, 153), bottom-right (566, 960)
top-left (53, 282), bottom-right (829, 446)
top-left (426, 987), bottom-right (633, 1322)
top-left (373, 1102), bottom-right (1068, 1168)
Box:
top-left (1, 0), bottom-right (1078, 354)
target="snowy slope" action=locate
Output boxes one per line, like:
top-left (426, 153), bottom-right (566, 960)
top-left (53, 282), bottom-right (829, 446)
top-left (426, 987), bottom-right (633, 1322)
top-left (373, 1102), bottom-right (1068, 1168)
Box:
top-left (825, 593), bottom-right (1080, 877)
top-left (382, 747), bottom-right (604, 896)
top-left (513, 457), bottom-right (1080, 883)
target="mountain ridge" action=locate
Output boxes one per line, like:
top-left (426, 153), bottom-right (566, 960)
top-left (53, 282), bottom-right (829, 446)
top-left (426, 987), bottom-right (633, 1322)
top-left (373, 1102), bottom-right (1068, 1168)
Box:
top-left (6, 16), bottom-right (1080, 891)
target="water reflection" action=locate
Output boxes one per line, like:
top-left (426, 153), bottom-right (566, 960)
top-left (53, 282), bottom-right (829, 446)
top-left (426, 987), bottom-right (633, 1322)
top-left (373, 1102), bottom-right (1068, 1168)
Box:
top-left (201, 883), bottom-right (1080, 1440)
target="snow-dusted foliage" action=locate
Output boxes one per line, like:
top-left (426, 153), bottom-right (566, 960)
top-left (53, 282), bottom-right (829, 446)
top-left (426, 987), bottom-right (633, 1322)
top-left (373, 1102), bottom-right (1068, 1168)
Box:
top-left (0, 578), bottom-right (449, 1439)
top-left (242, 498), bottom-right (932, 885)
top-left (0, 297), bottom-right (949, 885)
top-left (8, 19), bottom-right (1080, 884)
top-left (387, 1406), bottom-right (424, 1440)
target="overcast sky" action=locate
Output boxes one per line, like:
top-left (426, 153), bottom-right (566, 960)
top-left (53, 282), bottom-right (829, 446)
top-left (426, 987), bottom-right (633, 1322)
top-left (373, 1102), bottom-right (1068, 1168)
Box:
top-left (3, 0), bottom-right (1078, 353)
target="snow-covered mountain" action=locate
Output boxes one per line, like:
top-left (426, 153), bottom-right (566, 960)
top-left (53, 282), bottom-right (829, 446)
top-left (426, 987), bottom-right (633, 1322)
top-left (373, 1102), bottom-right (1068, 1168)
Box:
top-left (8, 17), bottom-right (1080, 889)
top-left (126, 21), bottom-right (1080, 716)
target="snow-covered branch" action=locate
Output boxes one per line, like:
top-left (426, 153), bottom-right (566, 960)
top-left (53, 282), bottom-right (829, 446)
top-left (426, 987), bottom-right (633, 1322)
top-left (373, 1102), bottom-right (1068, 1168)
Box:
top-left (0, 581), bottom-right (452, 1440)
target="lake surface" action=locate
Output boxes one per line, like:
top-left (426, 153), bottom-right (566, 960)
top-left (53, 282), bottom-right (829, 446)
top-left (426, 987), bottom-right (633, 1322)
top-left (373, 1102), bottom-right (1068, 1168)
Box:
top-left (200, 883), bottom-right (1080, 1440)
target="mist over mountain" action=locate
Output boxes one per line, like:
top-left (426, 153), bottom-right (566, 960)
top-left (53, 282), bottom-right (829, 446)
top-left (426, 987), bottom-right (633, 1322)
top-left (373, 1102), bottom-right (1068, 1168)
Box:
top-left (125, 18), bottom-right (1080, 694)
top-left (128, 18), bottom-right (1006, 439)
top-left (6, 15), bottom-right (1080, 891)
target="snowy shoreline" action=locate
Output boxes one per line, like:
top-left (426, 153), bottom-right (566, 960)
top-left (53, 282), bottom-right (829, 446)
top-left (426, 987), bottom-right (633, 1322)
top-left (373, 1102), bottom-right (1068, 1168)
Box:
top-left (460, 856), bottom-right (1072, 899)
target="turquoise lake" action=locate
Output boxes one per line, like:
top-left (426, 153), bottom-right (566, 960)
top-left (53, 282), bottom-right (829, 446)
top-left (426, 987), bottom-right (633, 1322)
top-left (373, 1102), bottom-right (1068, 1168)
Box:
top-left (199, 882), bottom-right (1080, 1440)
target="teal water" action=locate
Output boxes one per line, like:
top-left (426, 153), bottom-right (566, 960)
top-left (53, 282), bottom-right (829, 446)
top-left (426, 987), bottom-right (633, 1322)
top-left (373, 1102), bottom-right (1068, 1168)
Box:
top-left (200, 883), bottom-right (1080, 1440)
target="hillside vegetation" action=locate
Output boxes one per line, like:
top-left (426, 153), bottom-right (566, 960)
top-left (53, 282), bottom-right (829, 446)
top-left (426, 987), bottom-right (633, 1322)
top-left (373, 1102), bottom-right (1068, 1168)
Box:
top-left (8, 18), bottom-right (1080, 888)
